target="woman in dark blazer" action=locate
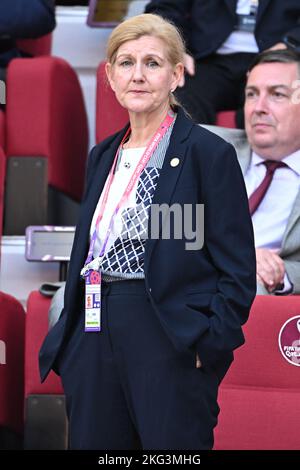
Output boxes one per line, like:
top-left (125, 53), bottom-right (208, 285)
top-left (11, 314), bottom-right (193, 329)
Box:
top-left (39, 13), bottom-right (256, 450)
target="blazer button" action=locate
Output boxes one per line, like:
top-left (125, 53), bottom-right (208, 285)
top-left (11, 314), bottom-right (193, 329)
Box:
top-left (170, 157), bottom-right (180, 167)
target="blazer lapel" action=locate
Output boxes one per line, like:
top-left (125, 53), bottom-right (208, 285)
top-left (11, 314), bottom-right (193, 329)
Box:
top-left (144, 109), bottom-right (194, 272)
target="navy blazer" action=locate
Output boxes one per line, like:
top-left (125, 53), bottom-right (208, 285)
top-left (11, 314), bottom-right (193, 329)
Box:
top-left (145, 0), bottom-right (300, 58)
top-left (39, 109), bottom-right (256, 383)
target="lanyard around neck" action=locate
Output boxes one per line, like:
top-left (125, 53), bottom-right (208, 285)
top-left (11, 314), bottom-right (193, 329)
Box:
top-left (81, 110), bottom-right (176, 276)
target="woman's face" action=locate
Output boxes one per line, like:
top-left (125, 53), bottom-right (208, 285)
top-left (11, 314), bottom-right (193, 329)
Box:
top-left (106, 35), bottom-right (183, 116)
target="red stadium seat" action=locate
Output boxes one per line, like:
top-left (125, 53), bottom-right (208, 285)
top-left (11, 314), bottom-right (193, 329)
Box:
top-left (0, 33), bottom-right (50, 151)
top-left (216, 110), bottom-right (236, 129)
top-left (6, 57), bottom-right (88, 201)
top-left (1, 34), bottom-right (87, 235)
top-left (214, 295), bottom-right (300, 449)
top-left (0, 292), bottom-right (25, 449)
top-left (3, 56), bottom-right (88, 235)
top-left (25, 291), bottom-right (66, 449)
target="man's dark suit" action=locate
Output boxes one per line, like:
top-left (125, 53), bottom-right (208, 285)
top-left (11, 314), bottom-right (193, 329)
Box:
top-left (145, 0), bottom-right (300, 59)
top-left (39, 108), bottom-right (256, 386)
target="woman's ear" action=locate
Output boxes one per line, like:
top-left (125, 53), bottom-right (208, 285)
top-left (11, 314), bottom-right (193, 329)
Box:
top-left (105, 62), bottom-right (115, 91)
top-left (171, 62), bottom-right (184, 92)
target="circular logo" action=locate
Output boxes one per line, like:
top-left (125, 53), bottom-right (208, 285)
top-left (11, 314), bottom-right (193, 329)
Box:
top-left (278, 315), bottom-right (300, 367)
top-left (90, 270), bottom-right (100, 285)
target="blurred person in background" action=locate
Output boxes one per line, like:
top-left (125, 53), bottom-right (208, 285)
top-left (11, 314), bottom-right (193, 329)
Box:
top-left (0, 0), bottom-right (56, 82)
top-left (145, 0), bottom-right (300, 127)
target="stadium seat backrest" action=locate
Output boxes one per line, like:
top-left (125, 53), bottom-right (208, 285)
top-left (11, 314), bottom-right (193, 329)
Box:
top-left (214, 295), bottom-right (300, 449)
top-left (216, 110), bottom-right (236, 128)
top-left (2, 56), bottom-right (88, 235)
top-left (6, 56), bottom-right (88, 201)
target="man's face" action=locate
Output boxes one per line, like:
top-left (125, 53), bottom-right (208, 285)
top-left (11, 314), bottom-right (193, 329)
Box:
top-left (245, 62), bottom-right (300, 160)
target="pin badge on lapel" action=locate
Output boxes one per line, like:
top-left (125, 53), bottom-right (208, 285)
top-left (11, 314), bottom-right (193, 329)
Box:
top-left (170, 157), bottom-right (180, 167)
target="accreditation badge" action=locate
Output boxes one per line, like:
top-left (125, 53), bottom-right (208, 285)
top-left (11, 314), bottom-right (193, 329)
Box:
top-left (84, 269), bottom-right (101, 332)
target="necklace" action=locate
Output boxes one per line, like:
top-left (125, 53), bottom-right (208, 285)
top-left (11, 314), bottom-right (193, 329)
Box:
top-left (121, 143), bottom-right (147, 170)
top-left (119, 147), bottom-right (132, 169)
top-left (122, 137), bottom-right (131, 168)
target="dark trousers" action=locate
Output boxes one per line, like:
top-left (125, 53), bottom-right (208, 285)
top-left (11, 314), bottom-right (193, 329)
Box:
top-left (58, 280), bottom-right (219, 450)
top-left (175, 52), bottom-right (256, 127)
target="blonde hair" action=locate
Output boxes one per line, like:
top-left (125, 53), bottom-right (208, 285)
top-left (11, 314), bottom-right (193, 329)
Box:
top-left (106, 14), bottom-right (186, 108)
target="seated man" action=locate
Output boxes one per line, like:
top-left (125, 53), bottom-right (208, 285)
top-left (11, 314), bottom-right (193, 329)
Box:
top-left (205, 49), bottom-right (300, 295)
